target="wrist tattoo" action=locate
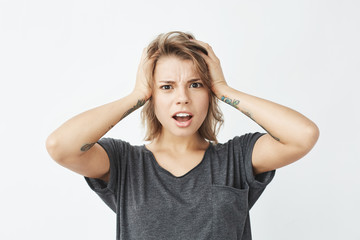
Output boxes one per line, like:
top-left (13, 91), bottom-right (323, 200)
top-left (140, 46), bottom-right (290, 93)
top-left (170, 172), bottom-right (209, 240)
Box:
top-left (81, 142), bottom-right (95, 152)
top-left (221, 96), bottom-right (240, 109)
top-left (120, 99), bottom-right (146, 121)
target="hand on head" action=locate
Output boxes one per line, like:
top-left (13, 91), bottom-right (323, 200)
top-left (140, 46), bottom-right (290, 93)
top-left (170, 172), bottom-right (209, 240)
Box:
top-left (134, 47), bottom-right (154, 101)
top-left (134, 34), bottom-right (228, 102)
top-left (191, 39), bottom-right (228, 95)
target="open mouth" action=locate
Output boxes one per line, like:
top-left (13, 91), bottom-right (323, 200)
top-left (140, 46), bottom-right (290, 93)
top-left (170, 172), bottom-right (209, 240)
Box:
top-left (172, 113), bottom-right (193, 122)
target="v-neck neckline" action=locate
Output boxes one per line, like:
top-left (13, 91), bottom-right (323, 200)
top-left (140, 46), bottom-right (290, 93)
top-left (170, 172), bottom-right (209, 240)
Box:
top-left (142, 143), bottom-right (212, 179)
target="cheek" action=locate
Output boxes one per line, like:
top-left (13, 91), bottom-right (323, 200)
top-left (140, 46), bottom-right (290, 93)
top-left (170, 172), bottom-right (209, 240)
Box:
top-left (201, 91), bottom-right (210, 106)
top-left (197, 93), bottom-right (210, 117)
top-left (153, 101), bottom-right (161, 119)
top-left (153, 96), bottom-right (168, 120)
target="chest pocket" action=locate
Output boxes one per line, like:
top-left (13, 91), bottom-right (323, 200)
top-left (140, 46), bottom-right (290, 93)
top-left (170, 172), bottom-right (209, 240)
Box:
top-left (211, 185), bottom-right (249, 239)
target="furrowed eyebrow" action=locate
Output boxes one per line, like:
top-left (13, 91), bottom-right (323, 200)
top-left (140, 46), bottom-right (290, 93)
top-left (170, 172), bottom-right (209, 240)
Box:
top-left (188, 78), bottom-right (202, 83)
top-left (158, 79), bottom-right (201, 83)
top-left (159, 80), bottom-right (176, 84)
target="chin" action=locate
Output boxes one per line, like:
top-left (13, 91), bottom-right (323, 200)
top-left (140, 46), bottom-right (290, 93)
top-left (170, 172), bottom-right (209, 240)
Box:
top-left (170, 128), bottom-right (199, 138)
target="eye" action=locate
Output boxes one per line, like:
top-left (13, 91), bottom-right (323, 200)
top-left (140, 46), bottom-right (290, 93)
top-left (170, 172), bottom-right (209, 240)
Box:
top-left (190, 82), bottom-right (203, 88)
top-left (160, 85), bottom-right (173, 90)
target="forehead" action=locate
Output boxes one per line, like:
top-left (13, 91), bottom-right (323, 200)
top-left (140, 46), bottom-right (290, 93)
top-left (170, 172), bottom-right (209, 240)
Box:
top-left (154, 56), bottom-right (200, 81)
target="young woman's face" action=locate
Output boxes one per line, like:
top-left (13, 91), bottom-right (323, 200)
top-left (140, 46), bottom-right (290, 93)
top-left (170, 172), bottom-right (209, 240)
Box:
top-left (153, 56), bottom-right (209, 139)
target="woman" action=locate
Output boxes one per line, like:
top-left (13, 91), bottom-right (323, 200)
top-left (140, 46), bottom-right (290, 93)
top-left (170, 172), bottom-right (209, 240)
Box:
top-left (46, 31), bottom-right (319, 239)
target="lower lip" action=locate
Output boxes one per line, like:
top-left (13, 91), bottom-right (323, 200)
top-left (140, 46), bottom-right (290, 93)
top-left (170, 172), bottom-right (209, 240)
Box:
top-left (173, 117), bottom-right (193, 128)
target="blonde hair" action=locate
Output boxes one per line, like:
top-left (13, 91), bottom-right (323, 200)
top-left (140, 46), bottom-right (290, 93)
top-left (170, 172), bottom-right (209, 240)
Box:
top-left (141, 31), bottom-right (224, 143)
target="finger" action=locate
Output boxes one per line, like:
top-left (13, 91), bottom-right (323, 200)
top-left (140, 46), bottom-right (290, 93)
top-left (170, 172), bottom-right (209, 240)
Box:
top-left (191, 39), bottom-right (219, 62)
top-left (191, 39), bottom-right (210, 48)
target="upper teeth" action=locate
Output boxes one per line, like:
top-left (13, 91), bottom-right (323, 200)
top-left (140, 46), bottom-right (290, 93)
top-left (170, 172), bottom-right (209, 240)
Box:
top-left (176, 113), bottom-right (190, 117)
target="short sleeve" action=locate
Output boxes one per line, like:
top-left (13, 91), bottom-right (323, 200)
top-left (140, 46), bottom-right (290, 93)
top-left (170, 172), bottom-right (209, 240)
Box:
top-left (84, 138), bottom-right (124, 213)
top-left (234, 132), bottom-right (276, 209)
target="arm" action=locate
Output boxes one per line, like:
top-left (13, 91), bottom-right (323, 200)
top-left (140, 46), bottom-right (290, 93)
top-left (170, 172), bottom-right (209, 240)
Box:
top-left (215, 87), bottom-right (319, 174)
top-left (193, 40), bottom-right (319, 175)
top-left (46, 48), bottom-right (152, 182)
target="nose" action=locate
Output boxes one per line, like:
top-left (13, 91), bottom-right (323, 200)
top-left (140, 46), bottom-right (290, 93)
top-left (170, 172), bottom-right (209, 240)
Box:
top-left (176, 88), bottom-right (190, 105)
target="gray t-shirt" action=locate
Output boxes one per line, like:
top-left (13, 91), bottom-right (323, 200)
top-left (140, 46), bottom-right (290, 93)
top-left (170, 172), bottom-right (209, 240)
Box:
top-left (85, 132), bottom-right (275, 240)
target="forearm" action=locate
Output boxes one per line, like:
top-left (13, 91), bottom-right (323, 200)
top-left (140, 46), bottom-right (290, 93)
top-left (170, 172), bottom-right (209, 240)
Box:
top-left (215, 85), bottom-right (319, 148)
top-left (46, 91), bottom-right (147, 161)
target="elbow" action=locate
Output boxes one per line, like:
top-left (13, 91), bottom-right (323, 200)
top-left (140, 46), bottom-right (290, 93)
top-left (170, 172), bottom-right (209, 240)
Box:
top-left (45, 134), bottom-right (66, 164)
top-left (308, 122), bottom-right (320, 145)
top-left (299, 122), bottom-right (320, 154)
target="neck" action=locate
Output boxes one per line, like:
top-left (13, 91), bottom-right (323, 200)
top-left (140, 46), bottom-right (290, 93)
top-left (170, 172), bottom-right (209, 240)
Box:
top-left (151, 131), bottom-right (208, 153)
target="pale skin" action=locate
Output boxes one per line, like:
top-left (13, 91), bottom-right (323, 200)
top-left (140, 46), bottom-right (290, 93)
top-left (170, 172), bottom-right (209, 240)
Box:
top-left (45, 48), bottom-right (152, 181)
top-left (46, 41), bottom-right (319, 182)
top-left (145, 56), bottom-right (211, 177)
top-left (192, 39), bottom-right (319, 174)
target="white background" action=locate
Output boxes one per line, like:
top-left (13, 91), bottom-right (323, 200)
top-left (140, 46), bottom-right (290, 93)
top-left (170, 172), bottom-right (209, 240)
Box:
top-left (1, 0), bottom-right (359, 239)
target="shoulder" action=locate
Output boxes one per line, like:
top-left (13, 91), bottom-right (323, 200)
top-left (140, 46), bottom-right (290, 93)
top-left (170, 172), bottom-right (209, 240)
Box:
top-left (98, 137), bottom-right (148, 161)
top-left (212, 132), bottom-right (265, 152)
top-left (98, 137), bottom-right (136, 151)
top-left (98, 137), bottom-right (130, 147)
